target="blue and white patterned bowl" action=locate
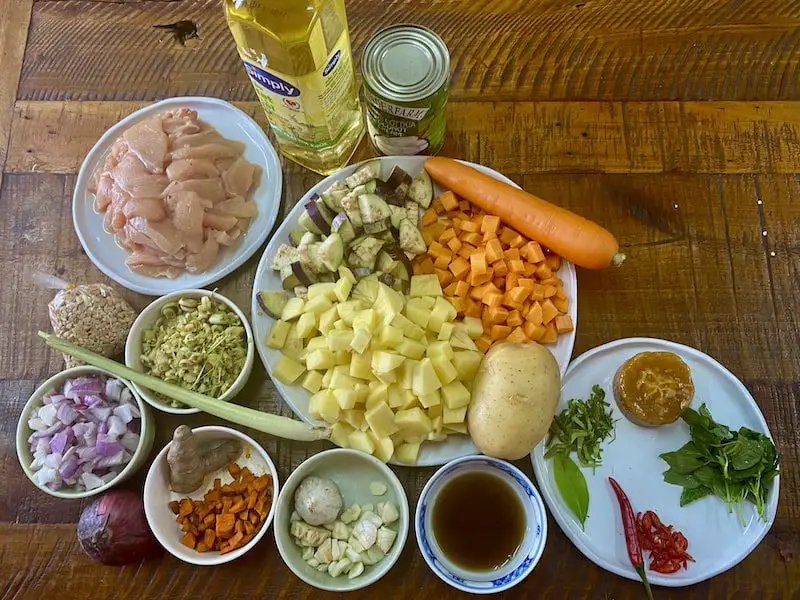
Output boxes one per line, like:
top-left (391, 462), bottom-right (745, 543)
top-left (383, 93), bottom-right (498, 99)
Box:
top-left (415, 455), bottom-right (548, 595)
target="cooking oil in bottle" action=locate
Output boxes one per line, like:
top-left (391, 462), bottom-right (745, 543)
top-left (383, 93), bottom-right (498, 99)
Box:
top-left (224, 0), bottom-right (365, 174)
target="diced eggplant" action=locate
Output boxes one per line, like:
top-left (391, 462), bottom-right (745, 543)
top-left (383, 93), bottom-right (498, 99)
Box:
top-left (358, 194), bottom-right (392, 225)
top-left (298, 231), bottom-right (319, 248)
top-left (398, 218), bottom-right (427, 255)
top-left (348, 236), bottom-right (385, 271)
top-left (271, 244), bottom-right (300, 271)
top-left (377, 230), bottom-right (397, 243)
top-left (340, 190), bottom-right (363, 229)
top-left (289, 228), bottom-right (305, 246)
top-left (388, 205), bottom-right (406, 230)
top-left (291, 261), bottom-right (316, 286)
top-left (331, 212), bottom-right (356, 244)
top-left (384, 243), bottom-right (413, 291)
top-left (294, 286), bottom-right (309, 299)
top-left (376, 251), bottom-right (398, 273)
top-left (304, 195), bottom-right (334, 235)
top-left (320, 180), bottom-right (348, 212)
top-left (257, 291), bottom-right (289, 318)
top-left (351, 267), bottom-right (373, 280)
top-left (378, 273), bottom-right (394, 287)
top-left (378, 166), bottom-right (412, 206)
top-left (363, 218), bottom-right (389, 234)
top-left (355, 180), bottom-right (377, 195)
top-left (316, 232), bottom-right (344, 271)
top-left (306, 243), bottom-right (328, 273)
top-left (298, 210), bottom-right (322, 234)
top-left (317, 272), bottom-right (335, 283)
top-left (345, 160), bottom-right (381, 189)
top-left (407, 169), bottom-right (433, 208)
top-left (405, 201), bottom-right (420, 227)
top-left (280, 265), bottom-right (300, 290)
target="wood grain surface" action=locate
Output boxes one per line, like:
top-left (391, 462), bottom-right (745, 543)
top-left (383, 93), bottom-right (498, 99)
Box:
top-left (2, 0), bottom-right (799, 598)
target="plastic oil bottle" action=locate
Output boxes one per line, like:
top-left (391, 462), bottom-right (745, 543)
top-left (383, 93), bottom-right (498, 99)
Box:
top-left (224, 0), bottom-right (365, 174)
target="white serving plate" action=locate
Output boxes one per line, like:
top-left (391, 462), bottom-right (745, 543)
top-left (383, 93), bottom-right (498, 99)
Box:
top-left (73, 97), bottom-right (282, 296)
top-left (252, 156), bottom-right (577, 466)
top-left (531, 337), bottom-right (779, 586)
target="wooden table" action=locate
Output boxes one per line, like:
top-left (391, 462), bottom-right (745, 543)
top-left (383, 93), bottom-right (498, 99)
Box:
top-left (1, 0), bottom-right (799, 597)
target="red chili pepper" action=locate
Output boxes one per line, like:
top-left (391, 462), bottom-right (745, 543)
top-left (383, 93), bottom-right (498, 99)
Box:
top-left (608, 477), bottom-right (654, 600)
top-left (637, 510), bottom-right (694, 574)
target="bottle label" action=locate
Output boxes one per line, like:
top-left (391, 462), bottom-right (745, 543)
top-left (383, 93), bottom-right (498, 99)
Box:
top-left (238, 38), bottom-right (356, 150)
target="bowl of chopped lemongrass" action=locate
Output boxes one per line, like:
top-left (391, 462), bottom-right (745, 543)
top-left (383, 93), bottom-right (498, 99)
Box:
top-left (125, 290), bottom-right (254, 415)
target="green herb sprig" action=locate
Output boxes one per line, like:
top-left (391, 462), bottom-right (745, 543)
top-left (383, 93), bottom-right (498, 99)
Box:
top-left (660, 404), bottom-right (779, 525)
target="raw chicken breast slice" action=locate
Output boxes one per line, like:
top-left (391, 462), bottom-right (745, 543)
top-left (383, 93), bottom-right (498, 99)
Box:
top-left (112, 153), bottom-right (169, 198)
top-left (203, 212), bottom-right (239, 231)
top-left (123, 197), bottom-right (167, 221)
top-left (93, 173), bottom-right (114, 211)
top-left (127, 216), bottom-right (184, 256)
top-left (171, 192), bottom-right (205, 234)
top-left (221, 157), bottom-right (257, 197)
top-left (213, 195), bottom-right (258, 219)
top-left (170, 141), bottom-right (245, 162)
top-left (161, 179), bottom-right (226, 203)
top-left (170, 129), bottom-right (224, 148)
top-left (123, 115), bottom-right (168, 173)
top-left (208, 227), bottom-right (242, 247)
top-left (166, 159), bottom-right (219, 181)
top-left (185, 238), bottom-right (220, 273)
top-left (127, 256), bottom-right (182, 279)
top-left (161, 109), bottom-right (201, 136)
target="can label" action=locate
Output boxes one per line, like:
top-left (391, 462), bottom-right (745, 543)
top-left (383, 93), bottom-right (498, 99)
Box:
top-left (237, 39), bottom-right (356, 150)
top-left (364, 86), bottom-right (447, 155)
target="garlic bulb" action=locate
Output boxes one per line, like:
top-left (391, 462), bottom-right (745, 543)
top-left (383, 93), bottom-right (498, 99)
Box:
top-left (294, 476), bottom-right (343, 526)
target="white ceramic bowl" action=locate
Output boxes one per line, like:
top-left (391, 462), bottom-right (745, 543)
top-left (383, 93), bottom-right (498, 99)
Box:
top-left (143, 425), bottom-right (279, 565)
top-left (415, 455), bottom-right (548, 595)
top-left (274, 449), bottom-right (410, 592)
top-left (15, 366), bottom-right (155, 499)
top-left (125, 289), bottom-right (254, 415)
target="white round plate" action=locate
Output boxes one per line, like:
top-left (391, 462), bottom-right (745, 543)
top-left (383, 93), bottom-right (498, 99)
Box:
top-left (252, 156), bottom-right (577, 466)
top-left (531, 337), bottom-right (779, 587)
top-left (73, 96), bottom-right (283, 296)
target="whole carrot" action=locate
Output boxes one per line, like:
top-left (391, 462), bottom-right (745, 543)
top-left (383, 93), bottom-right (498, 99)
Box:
top-left (608, 477), bottom-right (654, 600)
top-left (425, 157), bottom-right (624, 270)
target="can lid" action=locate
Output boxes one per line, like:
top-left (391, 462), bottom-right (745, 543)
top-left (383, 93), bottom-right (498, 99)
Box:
top-left (362, 24), bottom-right (450, 103)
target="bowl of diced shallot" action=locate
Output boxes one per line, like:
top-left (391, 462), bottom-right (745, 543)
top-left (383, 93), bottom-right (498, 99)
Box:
top-left (16, 366), bottom-right (154, 499)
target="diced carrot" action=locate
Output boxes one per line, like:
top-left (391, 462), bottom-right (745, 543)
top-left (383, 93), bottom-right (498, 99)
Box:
top-left (443, 280), bottom-right (458, 296)
top-left (428, 241), bottom-right (447, 259)
top-left (555, 314), bottom-right (574, 333)
top-left (529, 283), bottom-right (546, 301)
top-left (506, 326), bottom-right (529, 343)
top-left (470, 251), bottom-right (487, 276)
top-left (525, 241), bottom-right (546, 263)
top-left (545, 254), bottom-right (562, 271)
top-left (434, 253), bottom-right (451, 269)
top-left (509, 234), bottom-right (526, 249)
top-left (541, 323), bottom-right (558, 344)
top-left (526, 301), bottom-right (543, 325)
top-left (457, 244), bottom-right (477, 259)
top-left (524, 321), bottom-right (546, 341)
top-left (552, 296), bottom-right (569, 313)
top-left (507, 286), bottom-right (531, 303)
top-left (181, 532), bottom-right (197, 549)
top-left (543, 284), bottom-right (557, 298)
top-left (540, 299), bottom-right (559, 324)
top-left (555, 285), bottom-right (567, 300)
top-left (493, 260), bottom-right (509, 277)
top-left (507, 310), bottom-right (523, 328)
top-left (419, 257), bottom-right (436, 275)
top-left (509, 259), bottom-right (525, 273)
top-left (493, 277), bottom-right (505, 289)
top-left (506, 272), bottom-right (520, 290)
top-left (523, 262), bottom-right (537, 277)
top-left (469, 271), bottom-right (493, 287)
top-left (481, 214), bottom-right (500, 234)
top-left (470, 283), bottom-right (492, 301)
top-left (459, 200), bottom-right (470, 211)
top-left (421, 228), bottom-right (435, 246)
top-left (471, 214), bottom-right (484, 228)
top-left (449, 256), bottom-right (470, 280)
top-left (504, 248), bottom-right (521, 262)
top-left (440, 228), bottom-right (456, 243)
top-left (452, 218), bottom-right (463, 232)
top-left (517, 277), bottom-right (535, 289)
top-left (503, 296), bottom-right (524, 311)
top-left (535, 263), bottom-right (552, 280)
top-left (432, 196), bottom-right (445, 213)
top-left (482, 231), bottom-right (497, 243)
top-left (490, 325), bottom-right (512, 341)
top-left (475, 335), bottom-right (493, 352)
top-left (439, 190), bottom-right (459, 211)
top-left (454, 280), bottom-right (470, 297)
top-left (485, 238), bottom-right (504, 263)
top-left (463, 232), bottom-right (483, 246)
top-left (483, 293), bottom-right (505, 308)
top-left (460, 220), bottom-right (479, 233)
top-left (447, 237), bottom-right (462, 252)
top-left (499, 227), bottom-right (517, 245)
top-left (449, 296), bottom-right (466, 313)
top-left (422, 208), bottom-right (438, 226)
top-left (465, 298), bottom-right (483, 318)
top-left (539, 277), bottom-right (560, 286)
top-left (486, 306), bottom-right (510, 323)
top-left (429, 220), bottom-right (446, 240)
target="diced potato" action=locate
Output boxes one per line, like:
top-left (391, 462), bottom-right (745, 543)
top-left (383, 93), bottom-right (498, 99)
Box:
top-left (301, 370), bottom-right (324, 393)
top-left (431, 415), bottom-right (443, 435)
top-left (327, 329), bottom-right (354, 352)
top-left (391, 313), bottom-right (426, 341)
top-left (274, 355), bottom-right (306, 384)
top-left (281, 297), bottom-right (305, 321)
top-left (441, 380), bottom-right (471, 409)
top-left (399, 359), bottom-right (419, 390)
top-left (443, 405), bottom-right (467, 424)
top-left (309, 389), bottom-right (332, 419)
top-left (304, 295), bottom-right (334, 317)
top-left (394, 407), bottom-right (433, 437)
top-left (433, 296), bottom-right (458, 322)
top-left (431, 355), bottom-right (458, 385)
top-left (338, 265), bottom-right (357, 284)
top-left (426, 403), bottom-right (443, 420)
top-left (307, 336), bottom-right (328, 352)
top-left (378, 325), bottom-right (404, 348)
top-left (366, 382), bottom-right (389, 409)
top-left (412, 358), bottom-right (442, 396)
top-left (427, 341), bottom-right (454, 360)
top-left (365, 401), bottom-right (399, 437)
top-left (331, 421), bottom-right (354, 447)
top-left (461, 316), bottom-right (484, 339)
top-left (350, 328), bottom-right (372, 354)
top-left (388, 385), bottom-right (416, 410)
top-left (334, 277), bottom-right (353, 303)
top-left (368, 431), bottom-right (394, 463)
top-left (335, 388), bottom-right (361, 410)
top-left (395, 338), bottom-right (426, 360)
top-left (317, 390), bottom-right (341, 423)
top-left (334, 349), bottom-right (350, 365)
top-left (375, 284), bottom-right (405, 325)
top-left (308, 282), bottom-right (337, 301)
top-left (330, 370), bottom-right (361, 390)
top-left (450, 330), bottom-right (478, 351)
top-left (266, 320), bottom-right (291, 349)
top-left (453, 351), bottom-right (483, 381)
top-left (394, 441), bottom-right (422, 464)
top-left (349, 351), bottom-right (373, 380)
top-left (445, 422), bottom-right (468, 435)
top-left (415, 296), bottom-right (436, 309)
top-left (306, 348), bottom-right (336, 371)
top-left (333, 319), bottom-right (348, 330)
top-left (296, 312), bottom-right (318, 338)
top-left (409, 275), bottom-right (443, 297)
top-left (437, 322), bottom-right (454, 341)
top-left (348, 430), bottom-right (376, 455)
top-left (318, 306), bottom-right (339, 334)
top-left (322, 368), bottom-right (333, 387)
top-left (353, 309), bottom-right (378, 331)
top-left (343, 409), bottom-right (367, 431)
top-left (419, 390), bottom-right (441, 408)
top-left (404, 303), bottom-right (429, 328)
top-left (372, 351), bottom-right (405, 373)
top-left (337, 300), bottom-right (362, 326)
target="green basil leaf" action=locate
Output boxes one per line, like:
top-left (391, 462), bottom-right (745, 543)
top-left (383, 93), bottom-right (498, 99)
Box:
top-left (663, 468), bottom-right (702, 489)
top-left (659, 450), bottom-right (704, 474)
top-left (729, 437), bottom-right (764, 471)
top-left (680, 485), bottom-right (712, 506)
top-left (553, 454), bottom-right (589, 529)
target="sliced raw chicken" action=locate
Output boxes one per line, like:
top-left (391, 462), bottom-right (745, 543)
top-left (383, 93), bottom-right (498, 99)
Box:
top-left (123, 115), bottom-right (168, 173)
top-left (161, 179), bottom-right (226, 203)
top-left (126, 217), bottom-right (184, 256)
top-left (185, 238), bottom-right (220, 273)
top-left (203, 212), bottom-right (239, 231)
top-left (166, 159), bottom-right (219, 181)
top-left (221, 158), bottom-right (256, 197)
top-left (171, 193), bottom-right (205, 234)
top-left (112, 153), bottom-right (169, 198)
top-left (123, 197), bottom-right (167, 221)
top-left (161, 109), bottom-right (201, 136)
top-left (213, 195), bottom-right (257, 218)
top-left (208, 227), bottom-right (242, 246)
top-left (170, 141), bottom-right (244, 162)
top-left (93, 173), bottom-right (114, 211)
top-left (170, 129), bottom-right (224, 149)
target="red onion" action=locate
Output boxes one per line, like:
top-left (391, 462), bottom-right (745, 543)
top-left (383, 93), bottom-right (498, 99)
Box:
top-left (77, 490), bottom-right (161, 566)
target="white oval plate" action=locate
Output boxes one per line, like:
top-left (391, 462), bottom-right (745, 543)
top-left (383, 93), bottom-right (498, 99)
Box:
top-left (73, 96), bottom-right (282, 296)
top-left (531, 337), bottom-right (779, 586)
top-left (252, 156), bottom-right (577, 466)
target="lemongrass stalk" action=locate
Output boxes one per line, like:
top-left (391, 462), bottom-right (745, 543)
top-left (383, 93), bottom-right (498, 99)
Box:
top-left (38, 331), bottom-right (330, 442)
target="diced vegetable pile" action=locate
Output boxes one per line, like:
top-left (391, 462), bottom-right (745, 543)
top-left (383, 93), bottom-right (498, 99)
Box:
top-left (414, 190), bottom-right (574, 350)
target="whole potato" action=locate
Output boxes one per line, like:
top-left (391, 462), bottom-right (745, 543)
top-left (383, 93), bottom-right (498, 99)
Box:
top-left (467, 342), bottom-right (561, 460)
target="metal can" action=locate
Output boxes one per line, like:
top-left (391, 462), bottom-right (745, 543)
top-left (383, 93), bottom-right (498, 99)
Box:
top-left (361, 24), bottom-right (450, 156)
